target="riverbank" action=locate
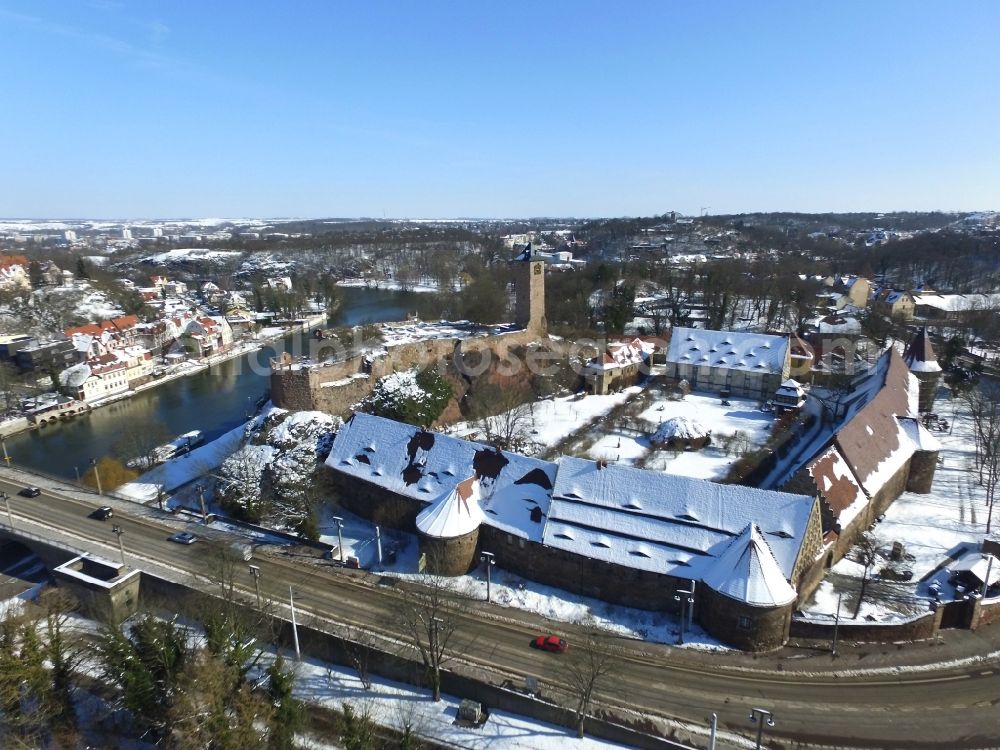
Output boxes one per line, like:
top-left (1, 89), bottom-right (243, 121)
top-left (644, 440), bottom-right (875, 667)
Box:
top-left (0, 312), bottom-right (328, 440)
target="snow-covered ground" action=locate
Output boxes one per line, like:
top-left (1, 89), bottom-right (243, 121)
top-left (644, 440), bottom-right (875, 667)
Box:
top-left (594, 391), bottom-right (773, 479)
top-left (804, 394), bottom-right (998, 621)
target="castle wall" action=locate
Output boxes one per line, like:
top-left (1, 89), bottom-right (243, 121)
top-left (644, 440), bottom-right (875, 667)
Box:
top-left (271, 328), bottom-right (544, 417)
top-left (907, 450), bottom-right (938, 493)
top-left (699, 585), bottom-right (792, 651)
top-left (419, 529), bottom-right (480, 576)
top-left (914, 371), bottom-right (940, 413)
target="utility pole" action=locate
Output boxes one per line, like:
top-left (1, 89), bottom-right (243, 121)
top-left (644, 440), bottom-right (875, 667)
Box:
top-left (111, 525), bottom-right (125, 565)
top-left (248, 564), bottom-right (262, 608)
top-left (375, 525), bottom-right (383, 567)
top-left (832, 591), bottom-right (843, 656)
top-left (332, 516), bottom-right (345, 563)
top-left (289, 585), bottom-right (301, 661)
top-left (708, 713), bottom-right (718, 750)
top-left (480, 551), bottom-right (496, 602)
top-left (0, 491), bottom-right (11, 527)
top-left (91, 458), bottom-right (102, 496)
top-left (0, 436), bottom-right (10, 466)
top-left (198, 485), bottom-right (208, 523)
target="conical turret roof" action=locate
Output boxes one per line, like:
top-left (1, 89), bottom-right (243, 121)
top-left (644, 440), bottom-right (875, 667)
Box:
top-left (416, 476), bottom-right (485, 539)
top-left (903, 327), bottom-right (941, 374)
top-left (703, 524), bottom-right (797, 607)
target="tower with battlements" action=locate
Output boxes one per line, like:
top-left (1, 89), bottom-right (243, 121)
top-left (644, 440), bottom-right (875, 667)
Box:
top-left (511, 253), bottom-right (546, 335)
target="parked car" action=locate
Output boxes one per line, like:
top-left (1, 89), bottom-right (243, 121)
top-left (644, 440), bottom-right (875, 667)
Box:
top-left (168, 531), bottom-right (197, 545)
top-left (18, 487), bottom-right (41, 497)
top-left (532, 634), bottom-right (568, 654)
top-left (90, 506), bottom-right (114, 521)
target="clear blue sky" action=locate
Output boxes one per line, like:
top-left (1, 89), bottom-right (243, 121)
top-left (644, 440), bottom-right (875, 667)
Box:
top-left (1, 1), bottom-right (997, 219)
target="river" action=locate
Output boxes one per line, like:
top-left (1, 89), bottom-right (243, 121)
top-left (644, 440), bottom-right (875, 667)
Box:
top-left (6, 286), bottom-right (422, 479)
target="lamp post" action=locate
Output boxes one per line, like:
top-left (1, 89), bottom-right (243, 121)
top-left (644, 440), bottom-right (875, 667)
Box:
top-left (332, 516), bottom-right (345, 563)
top-left (673, 584), bottom-right (695, 645)
top-left (289, 585), bottom-right (301, 661)
top-left (111, 525), bottom-right (125, 565)
top-left (748, 708), bottom-right (775, 750)
top-left (74, 466), bottom-right (80, 484)
top-left (1, 436), bottom-right (10, 466)
top-left (91, 458), bottom-right (102, 496)
top-left (480, 551), bottom-right (496, 602)
top-left (198, 484), bottom-right (208, 523)
top-left (1, 491), bottom-right (11, 527)
top-left (248, 564), bottom-right (262, 608)
top-left (831, 591), bottom-right (843, 656)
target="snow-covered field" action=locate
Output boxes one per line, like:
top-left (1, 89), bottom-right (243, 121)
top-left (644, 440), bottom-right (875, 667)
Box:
top-left (804, 394), bottom-right (997, 621)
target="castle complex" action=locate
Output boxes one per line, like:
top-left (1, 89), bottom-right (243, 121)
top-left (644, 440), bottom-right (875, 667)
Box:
top-left (276, 259), bottom-right (946, 650)
top-left (270, 257), bottom-right (548, 417)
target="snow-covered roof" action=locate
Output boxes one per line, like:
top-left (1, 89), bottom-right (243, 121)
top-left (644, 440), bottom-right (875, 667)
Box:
top-left (951, 553), bottom-right (1000, 586)
top-left (58, 363), bottom-right (91, 388)
top-left (702, 524), bottom-right (797, 607)
top-left (666, 327), bottom-right (788, 375)
top-left (775, 379), bottom-right (805, 398)
top-left (587, 338), bottom-right (655, 372)
top-left (806, 446), bottom-right (868, 531)
top-left (327, 413), bottom-right (554, 542)
top-left (912, 292), bottom-right (1000, 313)
top-left (416, 477), bottom-right (485, 539)
top-left (544, 456), bottom-right (814, 582)
top-left (897, 417), bottom-right (942, 452)
top-left (833, 349), bottom-right (920, 495)
top-left (902, 327), bottom-right (942, 374)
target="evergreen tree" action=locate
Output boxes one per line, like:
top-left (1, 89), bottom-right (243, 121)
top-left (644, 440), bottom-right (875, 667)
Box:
top-left (266, 655), bottom-right (303, 750)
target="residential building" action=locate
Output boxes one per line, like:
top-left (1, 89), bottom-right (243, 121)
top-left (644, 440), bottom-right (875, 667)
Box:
top-left (665, 328), bottom-right (790, 400)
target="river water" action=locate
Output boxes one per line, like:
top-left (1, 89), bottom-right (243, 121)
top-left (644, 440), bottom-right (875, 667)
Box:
top-left (6, 286), bottom-right (420, 479)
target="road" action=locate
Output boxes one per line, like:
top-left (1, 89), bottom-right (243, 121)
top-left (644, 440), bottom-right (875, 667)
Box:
top-left (0, 468), bottom-right (998, 749)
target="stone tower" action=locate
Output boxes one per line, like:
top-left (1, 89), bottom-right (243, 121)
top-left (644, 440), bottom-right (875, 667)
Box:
top-left (902, 327), bottom-right (942, 413)
top-left (511, 249), bottom-right (546, 334)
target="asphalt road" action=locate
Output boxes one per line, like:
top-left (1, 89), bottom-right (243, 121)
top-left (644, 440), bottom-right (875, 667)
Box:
top-left (1, 470), bottom-right (998, 749)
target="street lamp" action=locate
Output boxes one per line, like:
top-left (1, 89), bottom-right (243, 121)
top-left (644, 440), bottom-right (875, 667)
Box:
top-left (111, 525), bottom-right (125, 565)
top-left (248, 564), bottom-right (262, 608)
top-left (0, 491), bottom-right (11, 527)
top-left (332, 516), bottom-right (345, 563)
top-left (91, 458), bottom-right (103, 496)
top-left (673, 584), bottom-right (695, 644)
top-left (1, 436), bottom-right (10, 466)
top-left (480, 551), bottom-right (496, 602)
top-left (748, 707), bottom-right (776, 750)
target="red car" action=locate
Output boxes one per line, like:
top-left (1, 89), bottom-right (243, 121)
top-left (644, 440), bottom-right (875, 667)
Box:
top-left (533, 634), bottom-right (568, 653)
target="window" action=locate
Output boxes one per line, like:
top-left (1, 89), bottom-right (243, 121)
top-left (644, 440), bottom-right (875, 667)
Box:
top-left (738, 615), bottom-right (752, 630)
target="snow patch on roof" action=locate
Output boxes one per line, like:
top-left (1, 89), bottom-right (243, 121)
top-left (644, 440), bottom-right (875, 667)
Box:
top-left (416, 477), bottom-right (485, 538)
top-left (666, 327), bottom-right (788, 374)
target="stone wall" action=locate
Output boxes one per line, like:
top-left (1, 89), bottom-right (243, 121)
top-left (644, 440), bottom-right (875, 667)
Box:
top-left (420, 529), bottom-right (480, 576)
top-left (330, 473), bottom-right (425, 532)
top-left (907, 450), bottom-right (938, 493)
top-left (271, 328), bottom-right (544, 418)
top-left (699, 585), bottom-right (793, 651)
top-left (479, 526), bottom-right (687, 614)
top-left (790, 606), bottom-right (942, 642)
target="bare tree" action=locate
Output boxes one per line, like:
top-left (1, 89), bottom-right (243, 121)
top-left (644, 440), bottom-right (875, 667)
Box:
top-left (113, 417), bottom-right (172, 470)
top-left (849, 531), bottom-right (885, 618)
top-left (963, 382), bottom-right (1000, 533)
top-left (558, 622), bottom-right (621, 739)
top-left (342, 624), bottom-right (379, 691)
top-left (393, 571), bottom-right (468, 702)
top-left (470, 382), bottom-right (539, 453)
